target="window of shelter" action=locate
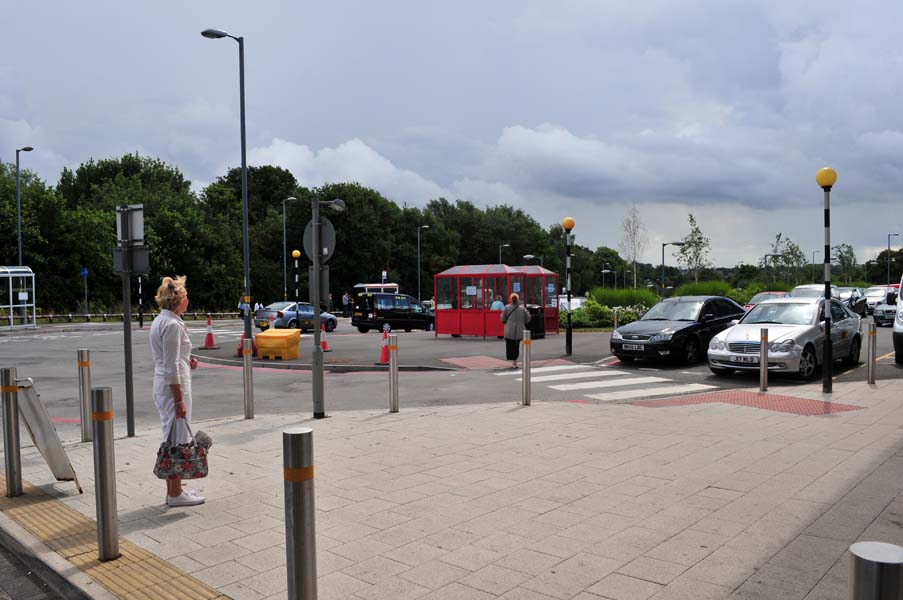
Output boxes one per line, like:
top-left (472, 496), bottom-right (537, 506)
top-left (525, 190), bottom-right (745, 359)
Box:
top-left (437, 278), bottom-right (457, 309)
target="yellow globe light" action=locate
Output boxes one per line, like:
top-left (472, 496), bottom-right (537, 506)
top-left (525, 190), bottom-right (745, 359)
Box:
top-left (815, 167), bottom-right (837, 189)
top-left (291, 249), bottom-right (301, 258)
top-left (561, 217), bottom-right (575, 232)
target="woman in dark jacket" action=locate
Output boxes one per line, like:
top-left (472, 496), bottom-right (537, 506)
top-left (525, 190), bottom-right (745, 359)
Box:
top-left (501, 293), bottom-right (531, 368)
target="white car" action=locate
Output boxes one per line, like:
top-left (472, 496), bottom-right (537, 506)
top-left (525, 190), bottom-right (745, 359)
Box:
top-left (892, 279), bottom-right (903, 364)
top-left (865, 286), bottom-right (894, 314)
top-left (790, 284), bottom-right (840, 300)
top-left (708, 296), bottom-right (861, 379)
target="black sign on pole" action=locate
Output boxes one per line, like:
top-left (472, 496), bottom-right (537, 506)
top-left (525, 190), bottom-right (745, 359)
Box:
top-left (303, 217), bottom-right (337, 264)
top-left (114, 204), bottom-right (146, 438)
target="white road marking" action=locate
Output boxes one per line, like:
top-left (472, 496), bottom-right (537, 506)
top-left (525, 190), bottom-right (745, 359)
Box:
top-left (518, 370), bottom-right (630, 383)
top-left (585, 383), bottom-right (717, 402)
top-left (495, 364), bottom-right (588, 376)
top-left (550, 376), bottom-right (669, 391)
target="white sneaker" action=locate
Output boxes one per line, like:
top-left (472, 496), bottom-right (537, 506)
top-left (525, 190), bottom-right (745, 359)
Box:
top-left (167, 491), bottom-right (205, 507)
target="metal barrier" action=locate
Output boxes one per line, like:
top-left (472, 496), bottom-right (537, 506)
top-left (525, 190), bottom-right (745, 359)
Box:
top-left (613, 308), bottom-right (619, 331)
top-left (522, 330), bottom-right (532, 406)
top-left (284, 427), bottom-right (317, 599)
top-left (868, 323), bottom-right (877, 385)
top-left (388, 334), bottom-right (399, 413)
top-left (243, 338), bottom-right (254, 419)
top-left (1, 367), bottom-right (22, 497)
top-left (849, 541), bottom-right (903, 599)
top-left (91, 387), bottom-right (119, 561)
top-left (78, 349), bottom-right (92, 442)
top-left (759, 328), bottom-right (768, 392)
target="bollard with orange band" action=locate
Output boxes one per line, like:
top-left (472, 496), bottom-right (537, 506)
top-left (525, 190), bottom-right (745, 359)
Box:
top-left (867, 322), bottom-right (877, 384)
top-left (283, 427), bottom-right (317, 599)
top-left (243, 338), bottom-right (254, 420)
top-left (91, 387), bottom-right (119, 561)
top-left (78, 349), bottom-right (93, 442)
top-left (759, 328), bottom-right (768, 392)
top-left (522, 330), bottom-right (532, 405)
top-left (2, 367), bottom-right (23, 497)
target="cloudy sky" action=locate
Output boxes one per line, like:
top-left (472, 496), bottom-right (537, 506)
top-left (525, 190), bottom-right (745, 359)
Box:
top-left (3, 1), bottom-right (903, 267)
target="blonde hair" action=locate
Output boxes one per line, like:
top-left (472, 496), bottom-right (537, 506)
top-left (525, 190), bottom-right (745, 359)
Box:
top-left (155, 276), bottom-right (187, 311)
top-left (509, 293), bottom-right (519, 304)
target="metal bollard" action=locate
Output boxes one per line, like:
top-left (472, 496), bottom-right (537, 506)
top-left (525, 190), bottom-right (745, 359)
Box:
top-left (759, 328), bottom-right (768, 392)
top-left (849, 541), bottom-right (903, 599)
top-left (284, 427), bottom-right (317, 599)
top-left (91, 388), bottom-right (119, 561)
top-left (868, 323), bottom-right (877, 385)
top-left (243, 338), bottom-right (254, 419)
top-left (613, 307), bottom-right (619, 331)
top-left (522, 330), bottom-right (532, 406)
top-left (1, 368), bottom-right (22, 497)
top-left (388, 334), bottom-right (399, 413)
top-left (77, 349), bottom-right (93, 442)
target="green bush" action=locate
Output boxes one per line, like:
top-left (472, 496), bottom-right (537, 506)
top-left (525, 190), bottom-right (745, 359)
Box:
top-left (589, 287), bottom-right (659, 308)
top-left (674, 281), bottom-right (732, 297)
top-left (561, 298), bottom-right (643, 329)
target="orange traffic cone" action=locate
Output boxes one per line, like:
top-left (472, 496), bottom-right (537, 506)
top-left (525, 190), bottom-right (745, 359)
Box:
top-left (235, 333), bottom-right (258, 357)
top-left (199, 315), bottom-right (219, 350)
top-left (375, 329), bottom-right (390, 365)
top-left (320, 324), bottom-right (332, 352)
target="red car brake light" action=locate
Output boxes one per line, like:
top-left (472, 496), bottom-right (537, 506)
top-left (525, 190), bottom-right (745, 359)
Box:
top-left (276, 311), bottom-right (284, 318)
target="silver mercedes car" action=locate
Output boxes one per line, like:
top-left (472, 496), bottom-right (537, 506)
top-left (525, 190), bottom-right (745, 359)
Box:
top-left (707, 296), bottom-right (861, 379)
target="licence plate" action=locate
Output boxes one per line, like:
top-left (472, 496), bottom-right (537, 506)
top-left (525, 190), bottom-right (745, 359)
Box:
top-left (731, 355), bottom-right (759, 364)
top-left (622, 344), bottom-right (644, 351)
top-left (257, 320), bottom-right (269, 328)
top-left (353, 312), bottom-right (363, 317)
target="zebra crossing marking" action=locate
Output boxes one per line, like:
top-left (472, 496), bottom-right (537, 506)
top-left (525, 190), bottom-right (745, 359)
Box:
top-left (549, 375), bottom-right (669, 391)
top-left (517, 370), bottom-right (628, 383)
top-left (494, 364), bottom-right (588, 376)
top-left (585, 383), bottom-right (716, 403)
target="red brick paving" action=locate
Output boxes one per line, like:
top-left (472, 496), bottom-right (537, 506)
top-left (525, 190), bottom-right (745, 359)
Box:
top-left (631, 389), bottom-right (863, 416)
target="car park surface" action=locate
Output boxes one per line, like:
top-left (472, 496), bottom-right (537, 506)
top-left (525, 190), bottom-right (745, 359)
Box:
top-left (610, 295), bottom-right (745, 364)
top-left (708, 296), bottom-right (861, 379)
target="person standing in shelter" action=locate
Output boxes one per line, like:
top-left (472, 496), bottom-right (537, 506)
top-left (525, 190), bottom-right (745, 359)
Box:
top-left (151, 276), bottom-right (204, 507)
top-left (490, 295), bottom-right (505, 310)
top-left (501, 292), bottom-right (530, 368)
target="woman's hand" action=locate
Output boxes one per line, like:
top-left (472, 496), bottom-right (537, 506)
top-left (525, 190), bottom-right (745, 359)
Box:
top-left (189, 357), bottom-right (198, 370)
top-left (171, 384), bottom-right (187, 418)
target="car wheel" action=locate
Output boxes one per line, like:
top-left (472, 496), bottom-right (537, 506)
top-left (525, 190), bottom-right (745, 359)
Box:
top-left (896, 351), bottom-right (903, 365)
top-left (287, 319), bottom-right (296, 329)
top-left (798, 346), bottom-right (818, 380)
top-left (404, 328), bottom-right (412, 333)
top-left (844, 336), bottom-right (861, 366)
top-left (425, 321), bottom-right (434, 332)
top-left (451, 334), bottom-right (461, 338)
top-left (615, 355), bottom-right (635, 362)
top-left (683, 338), bottom-right (700, 364)
top-left (325, 319), bottom-right (336, 332)
top-left (709, 366), bottom-right (734, 376)
top-left (357, 326), bottom-right (370, 333)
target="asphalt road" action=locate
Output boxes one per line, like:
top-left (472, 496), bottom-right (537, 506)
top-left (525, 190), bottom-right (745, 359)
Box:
top-left (1, 318), bottom-right (899, 447)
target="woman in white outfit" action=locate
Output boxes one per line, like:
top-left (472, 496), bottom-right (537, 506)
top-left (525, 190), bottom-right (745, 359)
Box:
top-left (150, 276), bottom-right (204, 507)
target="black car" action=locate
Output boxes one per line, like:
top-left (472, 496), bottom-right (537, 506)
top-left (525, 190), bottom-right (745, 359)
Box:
top-left (610, 296), bottom-right (745, 363)
top-left (352, 292), bottom-right (435, 333)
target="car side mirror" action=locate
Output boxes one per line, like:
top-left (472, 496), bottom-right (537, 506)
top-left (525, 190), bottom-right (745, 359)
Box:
top-left (730, 319), bottom-right (739, 326)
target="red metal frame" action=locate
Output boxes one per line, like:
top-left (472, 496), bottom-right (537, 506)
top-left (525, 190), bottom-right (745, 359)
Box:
top-left (432, 264), bottom-right (559, 338)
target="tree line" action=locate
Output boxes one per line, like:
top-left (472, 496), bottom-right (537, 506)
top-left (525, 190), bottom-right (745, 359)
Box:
top-left (3, 154), bottom-right (898, 312)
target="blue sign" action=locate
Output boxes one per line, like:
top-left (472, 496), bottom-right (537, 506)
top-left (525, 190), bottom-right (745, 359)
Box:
top-left (80, 267), bottom-right (89, 277)
top-left (513, 282), bottom-right (521, 292)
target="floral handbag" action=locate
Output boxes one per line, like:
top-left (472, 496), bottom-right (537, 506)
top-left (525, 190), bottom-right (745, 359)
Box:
top-left (153, 419), bottom-right (208, 480)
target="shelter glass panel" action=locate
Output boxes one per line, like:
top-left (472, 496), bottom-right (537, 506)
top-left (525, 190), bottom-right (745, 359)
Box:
top-left (437, 278), bottom-right (457, 310)
top-left (544, 276), bottom-right (558, 307)
top-left (525, 277), bottom-right (542, 307)
top-left (459, 277), bottom-right (482, 310)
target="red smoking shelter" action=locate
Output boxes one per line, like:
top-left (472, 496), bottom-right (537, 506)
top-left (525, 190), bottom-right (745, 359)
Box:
top-left (432, 264), bottom-right (560, 338)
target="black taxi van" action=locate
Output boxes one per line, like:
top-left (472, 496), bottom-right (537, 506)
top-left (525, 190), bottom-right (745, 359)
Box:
top-left (351, 292), bottom-right (435, 333)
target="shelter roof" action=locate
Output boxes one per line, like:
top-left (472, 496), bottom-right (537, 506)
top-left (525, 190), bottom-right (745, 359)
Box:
top-left (435, 264), bottom-right (557, 276)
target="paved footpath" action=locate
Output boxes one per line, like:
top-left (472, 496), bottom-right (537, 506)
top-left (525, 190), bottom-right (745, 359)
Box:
top-left (1, 378), bottom-right (902, 599)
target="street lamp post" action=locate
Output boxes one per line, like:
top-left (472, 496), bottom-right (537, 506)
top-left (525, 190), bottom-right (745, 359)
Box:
top-left (417, 225), bottom-right (429, 301)
top-left (816, 167), bottom-right (838, 394)
top-left (201, 28), bottom-right (252, 344)
top-left (282, 196), bottom-right (297, 300)
top-left (310, 198), bottom-right (345, 419)
top-left (764, 253), bottom-right (783, 285)
top-left (624, 268), bottom-right (632, 287)
top-left (602, 263), bottom-right (611, 288)
top-left (562, 217), bottom-right (575, 355)
top-left (498, 243), bottom-right (510, 265)
top-left (661, 242), bottom-right (685, 295)
top-left (15, 146), bottom-right (34, 266)
top-left (523, 254), bottom-right (544, 267)
top-left (887, 233), bottom-right (900, 285)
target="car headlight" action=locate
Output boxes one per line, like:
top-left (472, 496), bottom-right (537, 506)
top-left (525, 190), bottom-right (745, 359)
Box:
top-left (897, 310), bottom-right (903, 325)
top-left (769, 339), bottom-right (795, 353)
top-left (709, 337), bottom-right (726, 351)
top-left (648, 332), bottom-right (673, 343)
top-left (612, 330), bottom-right (623, 340)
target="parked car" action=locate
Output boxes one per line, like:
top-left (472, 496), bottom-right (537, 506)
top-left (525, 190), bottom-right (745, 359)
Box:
top-left (873, 298), bottom-right (897, 327)
top-left (865, 286), bottom-right (895, 314)
top-left (890, 279), bottom-right (903, 364)
top-left (743, 291), bottom-right (791, 311)
top-left (352, 292), bottom-right (435, 333)
top-left (790, 284), bottom-right (840, 300)
top-left (837, 287), bottom-right (867, 316)
top-left (255, 301), bottom-right (338, 332)
top-left (708, 296), bottom-right (861, 379)
top-left (610, 296), bottom-right (745, 364)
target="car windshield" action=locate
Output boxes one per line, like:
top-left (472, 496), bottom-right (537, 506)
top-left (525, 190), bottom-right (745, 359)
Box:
top-left (748, 292), bottom-right (783, 304)
top-left (866, 287), bottom-right (889, 299)
top-left (641, 300), bottom-right (703, 321)
top-left (265, 302), bottom-right (293, 310)
top-left (791, 287), bottom-right (823, 298)
top-left (742, 302), bottom-right (814, 325)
